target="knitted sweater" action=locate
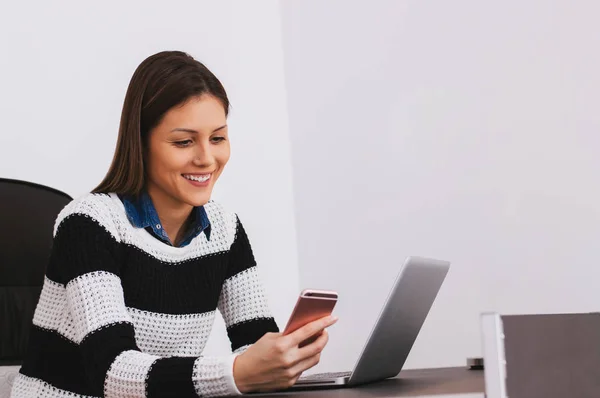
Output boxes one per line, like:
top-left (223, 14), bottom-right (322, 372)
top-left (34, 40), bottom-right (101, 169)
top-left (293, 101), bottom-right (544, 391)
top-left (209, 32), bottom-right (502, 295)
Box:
top-left (11, 193), bottom-right (279, 398)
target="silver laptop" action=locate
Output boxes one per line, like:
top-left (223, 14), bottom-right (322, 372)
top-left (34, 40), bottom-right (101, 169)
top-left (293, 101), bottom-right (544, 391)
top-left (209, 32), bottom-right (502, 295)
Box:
top-left (292, 256), bottom-right (451, 389)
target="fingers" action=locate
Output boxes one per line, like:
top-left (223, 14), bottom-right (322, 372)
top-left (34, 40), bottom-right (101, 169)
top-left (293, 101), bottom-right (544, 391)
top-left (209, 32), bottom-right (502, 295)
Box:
top-left (288, 315), bottom-right (337, 347)
top-left (284, 352), bottom-right (322, 385)
top-left (297, 328), bottom-right (329, 358)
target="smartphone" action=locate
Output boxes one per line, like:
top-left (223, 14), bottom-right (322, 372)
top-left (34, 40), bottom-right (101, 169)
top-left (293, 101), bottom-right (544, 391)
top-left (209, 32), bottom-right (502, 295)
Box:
top-left (283, 289), bottom-right (338, 347)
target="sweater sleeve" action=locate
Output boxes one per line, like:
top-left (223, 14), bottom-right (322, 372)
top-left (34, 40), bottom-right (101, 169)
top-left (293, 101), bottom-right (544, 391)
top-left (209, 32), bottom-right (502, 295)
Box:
top-left (218, 216), bottom-right (279, 355)
top-left (49, 213), bottom-right (242, 398)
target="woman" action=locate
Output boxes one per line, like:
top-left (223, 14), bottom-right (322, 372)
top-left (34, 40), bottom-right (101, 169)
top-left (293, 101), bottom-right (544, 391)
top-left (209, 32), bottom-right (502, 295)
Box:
top-left (11, 51), bottom-right (337, 398)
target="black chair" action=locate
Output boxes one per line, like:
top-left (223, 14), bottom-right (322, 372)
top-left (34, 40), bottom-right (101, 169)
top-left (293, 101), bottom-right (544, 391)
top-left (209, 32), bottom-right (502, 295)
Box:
top-left (0, 178), bottom-right (71, 395)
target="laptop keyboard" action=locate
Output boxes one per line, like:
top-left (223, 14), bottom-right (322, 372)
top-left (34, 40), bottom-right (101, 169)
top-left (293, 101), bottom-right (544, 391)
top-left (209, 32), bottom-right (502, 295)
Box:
top-left (299, 371), bottom-right (351, 381)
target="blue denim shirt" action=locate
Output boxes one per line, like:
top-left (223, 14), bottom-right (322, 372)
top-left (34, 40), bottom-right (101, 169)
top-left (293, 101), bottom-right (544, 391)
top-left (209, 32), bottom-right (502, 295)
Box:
top-left (119, 191), bottom-right (211, 247)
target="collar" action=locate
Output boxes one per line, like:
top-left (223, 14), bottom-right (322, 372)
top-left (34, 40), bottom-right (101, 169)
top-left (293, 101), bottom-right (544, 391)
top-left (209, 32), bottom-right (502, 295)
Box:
top-left (119, 191), bottom-right (211, 246)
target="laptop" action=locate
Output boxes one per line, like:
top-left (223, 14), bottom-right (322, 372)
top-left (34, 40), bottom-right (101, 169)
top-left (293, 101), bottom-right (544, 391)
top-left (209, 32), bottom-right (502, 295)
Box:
top-left (292, 256), bottom-right (450, 389)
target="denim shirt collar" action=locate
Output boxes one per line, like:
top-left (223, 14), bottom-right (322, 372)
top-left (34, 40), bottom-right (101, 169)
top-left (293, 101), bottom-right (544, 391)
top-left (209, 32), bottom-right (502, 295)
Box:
top-left (119, 191), bottom-right (211, 247)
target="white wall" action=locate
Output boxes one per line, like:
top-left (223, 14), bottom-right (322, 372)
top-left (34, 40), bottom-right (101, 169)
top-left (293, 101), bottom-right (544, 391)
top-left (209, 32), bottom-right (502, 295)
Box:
top-left (0, 0), bottom-right (299, 355)
top-left (281, 0), bottom-right (600, 371)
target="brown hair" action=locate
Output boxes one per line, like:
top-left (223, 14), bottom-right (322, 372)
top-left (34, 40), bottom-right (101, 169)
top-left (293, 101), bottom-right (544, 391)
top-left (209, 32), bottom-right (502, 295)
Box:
top-left (92, 51), bottom-right (229, 196)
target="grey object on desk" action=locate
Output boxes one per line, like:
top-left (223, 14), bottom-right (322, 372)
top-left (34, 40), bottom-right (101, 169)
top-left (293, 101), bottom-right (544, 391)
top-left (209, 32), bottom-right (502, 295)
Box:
top-left (466, 357), bottom-right (484, 370)
top-left (482, 312), bottom-right (600, 398)
top-left (293, 256), bottom-right (450, 389)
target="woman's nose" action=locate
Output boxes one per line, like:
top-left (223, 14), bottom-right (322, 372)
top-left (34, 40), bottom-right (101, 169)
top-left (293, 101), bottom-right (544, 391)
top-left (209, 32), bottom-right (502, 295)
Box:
top-left (192, 143), bottom-right (214, 167)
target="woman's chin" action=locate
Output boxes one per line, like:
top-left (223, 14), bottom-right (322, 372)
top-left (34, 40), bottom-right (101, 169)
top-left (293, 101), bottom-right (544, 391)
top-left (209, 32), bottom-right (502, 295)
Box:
top-left (181, 192), bottom-right (212, 207)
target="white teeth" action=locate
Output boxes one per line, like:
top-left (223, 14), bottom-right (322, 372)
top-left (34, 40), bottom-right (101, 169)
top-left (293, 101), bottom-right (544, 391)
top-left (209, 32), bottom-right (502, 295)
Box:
top-left (184, 174), bottom-right (211, 182)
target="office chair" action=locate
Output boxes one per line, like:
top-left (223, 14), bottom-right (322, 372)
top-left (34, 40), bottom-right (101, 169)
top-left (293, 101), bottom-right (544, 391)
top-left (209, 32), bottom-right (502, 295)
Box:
top-left (0, 178), bottom-right (72, 397)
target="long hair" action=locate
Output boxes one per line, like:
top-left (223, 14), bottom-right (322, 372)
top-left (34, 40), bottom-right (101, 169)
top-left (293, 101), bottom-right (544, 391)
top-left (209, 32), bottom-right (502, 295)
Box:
top-left (92, 51), bottom-right (229, 196)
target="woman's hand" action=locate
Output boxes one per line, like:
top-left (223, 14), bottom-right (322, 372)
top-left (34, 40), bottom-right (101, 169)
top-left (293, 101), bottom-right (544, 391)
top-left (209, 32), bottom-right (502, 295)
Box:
top-left (232, 315), bottom-right (338, 393)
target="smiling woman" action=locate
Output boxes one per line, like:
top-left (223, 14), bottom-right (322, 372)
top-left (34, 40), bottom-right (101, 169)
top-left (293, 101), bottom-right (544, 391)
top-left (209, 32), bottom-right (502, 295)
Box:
top-left (10, 51), bottom-right (336, 398)
top-left (142, 96), bottom-right (230, 246)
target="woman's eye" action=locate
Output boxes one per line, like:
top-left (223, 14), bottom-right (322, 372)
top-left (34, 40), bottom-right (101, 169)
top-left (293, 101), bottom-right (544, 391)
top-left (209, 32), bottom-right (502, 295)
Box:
top-left (211, 136), bottom-right (226, 143)
top-left (174, 140), bottom-right (193, 147)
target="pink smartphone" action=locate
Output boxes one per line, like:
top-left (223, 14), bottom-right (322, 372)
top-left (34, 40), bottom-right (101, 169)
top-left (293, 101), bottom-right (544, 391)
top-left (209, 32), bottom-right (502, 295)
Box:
top-left (283, 289), bottom-right (338, 347)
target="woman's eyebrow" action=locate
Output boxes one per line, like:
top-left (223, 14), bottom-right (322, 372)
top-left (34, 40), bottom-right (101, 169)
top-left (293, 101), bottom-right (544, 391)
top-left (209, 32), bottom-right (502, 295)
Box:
top-left (170, 125), bottom-right (227, 134)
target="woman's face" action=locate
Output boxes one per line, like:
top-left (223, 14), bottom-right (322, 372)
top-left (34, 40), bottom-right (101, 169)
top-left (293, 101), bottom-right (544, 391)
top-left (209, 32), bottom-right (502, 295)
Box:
top-left (145, 94), bottom-right (230, 210)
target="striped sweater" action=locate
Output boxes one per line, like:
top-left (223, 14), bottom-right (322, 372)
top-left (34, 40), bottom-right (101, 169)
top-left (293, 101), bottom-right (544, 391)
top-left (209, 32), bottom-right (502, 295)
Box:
top-left (11, 193), bottom-right (279, 398)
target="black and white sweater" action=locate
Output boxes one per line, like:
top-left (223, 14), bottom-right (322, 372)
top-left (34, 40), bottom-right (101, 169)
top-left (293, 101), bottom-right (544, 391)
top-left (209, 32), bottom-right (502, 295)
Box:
top-left (11, 193), bottom-right (279, 398)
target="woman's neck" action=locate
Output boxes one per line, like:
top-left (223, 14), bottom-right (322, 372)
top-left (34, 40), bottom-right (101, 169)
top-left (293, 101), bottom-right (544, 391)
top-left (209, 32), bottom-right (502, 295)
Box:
top-left (146, 187), bottom-right (193, 246)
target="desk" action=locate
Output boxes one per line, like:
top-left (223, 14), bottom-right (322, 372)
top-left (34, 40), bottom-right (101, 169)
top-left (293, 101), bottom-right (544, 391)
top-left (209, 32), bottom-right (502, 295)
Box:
top-left (252, 367), bottom-right (485, 397)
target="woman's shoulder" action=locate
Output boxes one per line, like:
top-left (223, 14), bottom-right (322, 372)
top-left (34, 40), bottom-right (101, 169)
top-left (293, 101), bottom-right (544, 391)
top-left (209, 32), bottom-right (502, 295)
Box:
top-left (54, 192), bottom-right (121, 239)
top-left (203, 199), bottom-right (241, 238)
